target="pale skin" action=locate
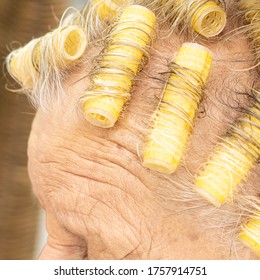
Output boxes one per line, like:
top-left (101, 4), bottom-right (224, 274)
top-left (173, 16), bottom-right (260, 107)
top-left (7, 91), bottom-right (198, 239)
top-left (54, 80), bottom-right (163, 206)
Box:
top-left (27, 12), bottom-right (260, 260)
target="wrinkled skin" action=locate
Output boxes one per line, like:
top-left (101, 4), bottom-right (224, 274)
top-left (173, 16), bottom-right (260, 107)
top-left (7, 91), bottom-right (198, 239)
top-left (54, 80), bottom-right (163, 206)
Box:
top-left (28, 24), bottom-right (260, 259)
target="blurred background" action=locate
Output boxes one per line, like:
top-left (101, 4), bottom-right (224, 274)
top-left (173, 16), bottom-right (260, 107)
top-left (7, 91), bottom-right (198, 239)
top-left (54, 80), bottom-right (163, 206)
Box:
top-left (0, 0), bottom-right (86, 260)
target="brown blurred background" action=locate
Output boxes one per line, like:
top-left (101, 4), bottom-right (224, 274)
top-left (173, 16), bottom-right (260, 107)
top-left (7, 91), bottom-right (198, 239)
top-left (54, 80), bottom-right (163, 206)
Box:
top-left (0, 0), bottom-right (85, 260)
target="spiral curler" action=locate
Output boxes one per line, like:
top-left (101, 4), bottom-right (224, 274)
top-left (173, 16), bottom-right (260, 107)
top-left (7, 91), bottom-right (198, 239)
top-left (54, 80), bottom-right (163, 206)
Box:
top-left (195, 96), bottom-right (260, 207)
top-left (92, 0), bottom-right (126, 22)
top-left (240, 211), bottom-right (260, 256)
top-left (143, 43), bottom-right (212, 174)
top-left (6, 38), bottom-right (41, 90)
top-left (138, 0), bottom-right (226, 38)
top-left (6, 25), bottom-right (87, 108)
top-left (35, 25), bottom-right (87, 70)
top-left (80, 5), bottom-right (156, 128)
top-left (238, 0), bottom-right (260, 72)
top-left (189, 0), bottom-right (227, 37)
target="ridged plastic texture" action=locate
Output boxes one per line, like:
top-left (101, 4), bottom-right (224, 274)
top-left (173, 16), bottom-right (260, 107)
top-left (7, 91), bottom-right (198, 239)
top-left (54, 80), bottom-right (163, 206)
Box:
top-left (195, 105), bottom-right (260, 207)
top-left (82, 5), bottom-right (156, 128)
top-left (143, 43), bottom-right (212, 174)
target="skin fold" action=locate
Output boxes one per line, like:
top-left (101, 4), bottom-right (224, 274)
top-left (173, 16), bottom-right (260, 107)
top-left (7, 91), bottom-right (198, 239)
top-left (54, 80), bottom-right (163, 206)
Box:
top-left (27, 7), bottom-right (260, 259)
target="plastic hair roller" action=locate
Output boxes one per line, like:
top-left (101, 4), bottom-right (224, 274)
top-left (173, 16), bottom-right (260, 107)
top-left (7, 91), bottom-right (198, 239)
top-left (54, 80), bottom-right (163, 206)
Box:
top-left (34, 25), bottom-right (87, 70)
top-left (7, 25), bottom-right (87, 89)
top-left (189, 0), bottom-right (227, 38)
top-left (239, 0), bottom-right (260, 72)
top-left (93, 0), bottom-right (125, 22)
top-left (240, 213), bottom-right (260, 256)
top-left (143, 43), bottom-right (212, 174)
top-left (81, 5), bottom-right (156, 128)
top-left (144, 0), bottom-right (226, 38)
top-left (195, 105), bottom-right (260, 207)
top-left (6, 38), bottom-right (41, 89)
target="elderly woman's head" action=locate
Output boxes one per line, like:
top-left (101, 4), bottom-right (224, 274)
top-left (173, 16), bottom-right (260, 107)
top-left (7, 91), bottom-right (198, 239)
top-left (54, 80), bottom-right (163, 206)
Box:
top-left (6, 0), bottom-right (260, 259)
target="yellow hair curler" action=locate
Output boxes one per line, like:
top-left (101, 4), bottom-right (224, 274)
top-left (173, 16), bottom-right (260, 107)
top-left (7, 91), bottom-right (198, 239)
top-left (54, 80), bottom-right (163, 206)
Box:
top-left (143, 43), bottom-right (212, 174)
top-left (195, 105), bottom-right (260, 207)
top-left (92, 0), bottom-right (125, 22)
top-left (7, 25), bottom-right (87, 90)
top-left (189, 0), bottom-right (227, 38)
top-left (239, 0), bottom-right (260, 73)
top-left (6, 38), bottom-right (41, 90)
top-left (240, 212), bottom-right (260, 256)
top-left (81, 5), bottom-right (156, 128)
top-left (138, 0), bottom-right (226, 38)
top-left (34, 25), bottom-right (87, 70)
